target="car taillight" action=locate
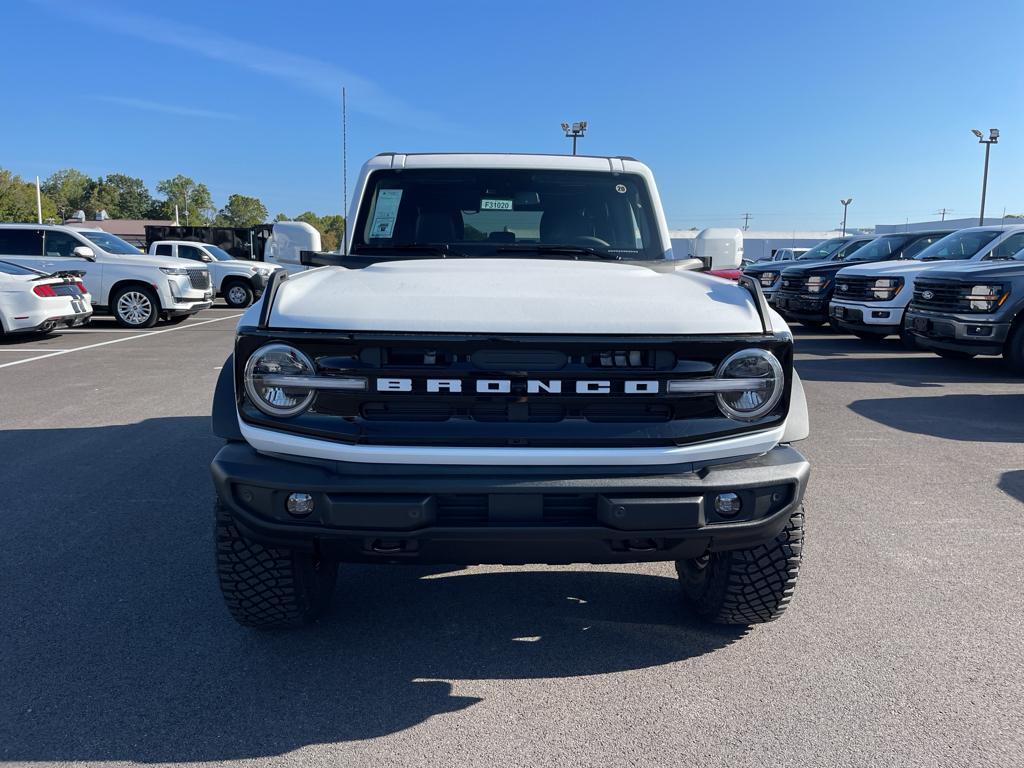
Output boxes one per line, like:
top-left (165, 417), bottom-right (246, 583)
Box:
top-left (75, 281), bottom-right (87, 294)
top-left (33, 284), bottom-right (57, 297)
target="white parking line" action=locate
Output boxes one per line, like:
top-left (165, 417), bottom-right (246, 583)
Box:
top-left (0, 313), bottom-right (242, 369)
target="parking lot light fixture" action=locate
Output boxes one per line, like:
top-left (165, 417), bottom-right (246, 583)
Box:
top-left (972, 128), bottom-right (999, 226)
top-left (561, 121), bottom-right (588, 155)
top-left (840, 198), bottom-right (853, 236)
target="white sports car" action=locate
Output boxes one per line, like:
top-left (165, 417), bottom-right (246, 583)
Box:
top-left (0, 259), bottom-right (93, 336)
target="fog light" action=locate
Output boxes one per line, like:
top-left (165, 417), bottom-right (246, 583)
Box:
top-left (714, 492), bottom-right (742, 517)
top-left (286, 492), bottom-right (315, 517)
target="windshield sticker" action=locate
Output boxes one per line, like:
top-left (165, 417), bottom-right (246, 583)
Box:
top-left (369, 189), bottom-right (403, 238)
top-left (615, 184), bottom-right (627, 193)
top-left (480, 198), bottom-right (514, 211)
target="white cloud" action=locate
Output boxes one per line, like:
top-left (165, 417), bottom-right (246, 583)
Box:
top-left (96, 96), bottom-right (240, 121)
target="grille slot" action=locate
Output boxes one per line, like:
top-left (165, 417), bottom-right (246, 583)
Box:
top-left (434, 494), bottom-right (598, 526)
top-left (435, 495), bottom-right (489, 525)
top-left (911, 280), bottom-right (967, 312)
top-left (780, 275), bottom-right (808, 293)
top-left (834, 276), bottom-right (877, 301)
top-left (186, 269), bottom-right (210, 290)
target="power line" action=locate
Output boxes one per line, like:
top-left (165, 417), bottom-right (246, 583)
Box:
top-left (741, 212), bottom-right (752, 231)
top-left (934, 208), bottom-right (952, 221)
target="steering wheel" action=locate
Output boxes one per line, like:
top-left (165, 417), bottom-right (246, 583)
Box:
top-left (570, 235), bottom-right (611, 247)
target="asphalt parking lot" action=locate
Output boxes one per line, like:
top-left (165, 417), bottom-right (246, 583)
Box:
top-left (1, 309), bottom-right (1022, 768)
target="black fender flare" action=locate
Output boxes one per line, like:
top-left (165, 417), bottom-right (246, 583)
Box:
top-left (212, 354), bottom-right (243, 441)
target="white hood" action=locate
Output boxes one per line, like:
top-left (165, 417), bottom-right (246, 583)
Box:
top-left (267, 258), bottom-right (768, 334)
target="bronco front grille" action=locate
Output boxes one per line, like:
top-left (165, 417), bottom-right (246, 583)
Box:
top-left (187, 269), bottom-right (211, 290)
top-left (235, 331), bottom-right (793, 449)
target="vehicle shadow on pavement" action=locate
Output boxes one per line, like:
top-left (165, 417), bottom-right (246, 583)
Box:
top-left (795, 350), bottom-right (1017, 387)
top-left (848, 394), bottom-right (1024, 442)
top-left (998, 470), bottom-right (1024, 504)
top-left (0, 417), bottom-right (746, 763)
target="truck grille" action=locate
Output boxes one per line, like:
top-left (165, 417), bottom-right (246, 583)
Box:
top-left (187, 268), bottom-right (211, 290)
top-left (910, 279), bottom-right (966, 312)
top-left (779, 275), bottom-right (808, 293)
top-left (236, 332), bottom-right (793, 449)
top-left (833, 275), bottom-right (877, 301)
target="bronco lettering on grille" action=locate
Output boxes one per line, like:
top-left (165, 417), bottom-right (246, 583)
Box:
top-left (375, 378), bottom-right (661, 395)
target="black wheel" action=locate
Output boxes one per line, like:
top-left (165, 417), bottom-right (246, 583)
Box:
top-left (800, 320), bottom-right (826, 329)
top-left (112, 285), bottom-right (159, 328)
top-left (164, 314), bottom-right (190, 325)
top-left (899, 319), bottom-right (918, 350)
top-left (676, 508), bottom-right (804, 625)
top-left (852, 330), bottom-right (888, 341)
top-left (224, 280), bottom-right (255, 308)
top-left (1003, 321), bottom-right (1024, 374)
top-left (935, 349), bottom-right (975, 360)
top-left (215, 499), bottom-right (337, 629)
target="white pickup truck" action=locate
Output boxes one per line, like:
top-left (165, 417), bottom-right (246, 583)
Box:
top-left (148, 241), bottom-right (280, 308)
top-left (0, 224), bottom-right (211, 327)
top-left (210, 152), bottom-right (811, 630)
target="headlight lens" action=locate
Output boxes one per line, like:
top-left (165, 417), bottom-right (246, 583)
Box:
top-left (159, 267), bottom-right (189, 275)
top-left (965, 284), bottom-right (1009, 312)
top-left (244, 343), bottom-right (317, 417)
top-left (760, 271), bottom-right (779, 287)
top-left (806, 276), bottom-right (830, 294)
top-left (871, 277), bottom-right (903, 300)
top-left (715, 348), bottom-right (785, 421)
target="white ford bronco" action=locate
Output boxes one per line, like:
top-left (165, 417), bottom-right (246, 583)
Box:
top-left (210, 153), bottom-right (810, 629)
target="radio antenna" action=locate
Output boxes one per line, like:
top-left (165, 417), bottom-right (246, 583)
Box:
top-left (342, 86), bottom-right (348, 255)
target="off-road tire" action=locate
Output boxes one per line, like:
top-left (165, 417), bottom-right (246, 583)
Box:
top-left (1004, 321), bottom-right (1024, 374)
top-left (112, 285), bottom-right (160, 329)
top-left (676, 507), bottom-right (804, 625)
top-left (224, 280), bottom-right (255, 308)
top-left (935, 349), bottom-right (975, 360)
top-left (215, 499), bottom-right (338, 629)
top-left (899, 319), bottom-right (918, 350)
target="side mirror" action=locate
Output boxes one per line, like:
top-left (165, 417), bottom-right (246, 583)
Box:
top-left (73, 246), bottom-right (96, 261)
top-left (202, 254), bottom-right (213, 263)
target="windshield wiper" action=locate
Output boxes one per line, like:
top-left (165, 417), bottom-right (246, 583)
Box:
top-left (495, 244), bottom-right (622, 260)
top-left (351, 243), bottom-right (470, 258)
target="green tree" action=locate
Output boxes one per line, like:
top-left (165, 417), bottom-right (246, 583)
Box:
top-left (0, 169), bottom-right (57, 222)
top-left (96, 173), bottom-right (156, 219)
top-left (42, 168), bottom-right (92, 220)
top-left (291, 210), bottom-right (346, 251)
top-left (215, 193), bottom-right (269, 227)
top-left (155, 175), bottom-right (215, 225)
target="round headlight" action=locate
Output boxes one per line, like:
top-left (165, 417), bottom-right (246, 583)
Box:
top-left (715, 348), bottom-right (785, 421)
top-left (243, 343), bottom-right (316, 418)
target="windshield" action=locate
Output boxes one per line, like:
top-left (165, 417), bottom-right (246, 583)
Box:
top-left (845, 236), bottom-right (907, 262)
top-left (204, 245), bottom-right (235, 261)
top-left (912, 230), bottom-right (1001, 261)
top-left (796, 237), bottom-right (849, 261)
top-left (352, 168), bottom-right (662, 260)
top-left (829, 238), bottom-right (872, 261)
top-left (0, 259), bottom-right (43, 276)
top-left (79, 231), bottom-right (142, 255)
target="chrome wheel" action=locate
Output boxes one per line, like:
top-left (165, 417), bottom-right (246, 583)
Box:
top-left (116, 291), bottom-right (153, 326)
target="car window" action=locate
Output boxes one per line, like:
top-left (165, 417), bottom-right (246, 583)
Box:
top-left (43, 230), bottom-right (85, 257)
top-left (78, 231), bottom-right (142, 255)
top-left (901, 235), bottom-right (945, 260)
top-left (0, 228), bottom-right (43, 256)
top-left (178, 245), bottom-right (206, 262)
top-left (155, 243), bottom-right (173, 257)
top-left (913, 230), bottom-right (1000, 260)
top-left (990, 232), bottom-right (1024, 259)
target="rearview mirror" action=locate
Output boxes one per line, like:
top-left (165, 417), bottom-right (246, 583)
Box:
top-left (73, 246), bottom-right (96, 261)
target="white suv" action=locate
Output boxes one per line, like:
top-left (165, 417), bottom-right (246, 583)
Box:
top-left (830, 225), bottom-right (1024, 343)
top-left (149, 240), bottom-right (279, 308)
top-left (0, 224), bottom-right (212, 328)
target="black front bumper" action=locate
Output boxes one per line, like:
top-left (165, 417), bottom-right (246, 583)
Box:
top-left (904, 309), bottom-right (1010, 356)
top-left (211, 442), bottom-right (810, 565)
top-left (772, 293), bottom-right (829, 322)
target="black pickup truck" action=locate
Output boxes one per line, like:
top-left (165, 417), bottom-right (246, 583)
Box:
top-left (904, 256), bottom-right (1024, 371)
top-left (772, 231), bottom-right (950, 328)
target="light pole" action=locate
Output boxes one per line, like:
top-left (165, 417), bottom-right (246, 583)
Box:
top-left (840, 198), bottom-right (853, 235)
top-left (561, 121), bottom-right (587, 155)
top-left (971, 128), bottom-right (999, 226)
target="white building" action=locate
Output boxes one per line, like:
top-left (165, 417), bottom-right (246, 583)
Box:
top-left (670, 228), bottom-right (841, 263)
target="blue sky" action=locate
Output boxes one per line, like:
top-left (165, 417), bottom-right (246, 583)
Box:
top-left (3, 0), bottom-right (1021, 230)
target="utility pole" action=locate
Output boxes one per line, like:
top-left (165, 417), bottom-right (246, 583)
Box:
top-left (934, 208), bottom-right (952, 221)
top-left (741, 212), bottom-right (752, 231)
top-left (840, 198), bottom-right (853, 236)
top-left (560, 121), bottom-right (588, 155)
top-left (971, 128), bottom-right (999, 225)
